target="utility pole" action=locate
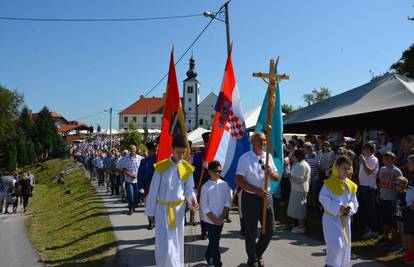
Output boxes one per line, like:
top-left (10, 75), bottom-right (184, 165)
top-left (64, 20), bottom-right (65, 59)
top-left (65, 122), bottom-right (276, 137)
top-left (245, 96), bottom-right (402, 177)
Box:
top-left (109, 107), bottom-right (113, 149)
top-left (203, 0), bottom-right (232, 55)
top-left (224, 1), bottom-right (231, 55)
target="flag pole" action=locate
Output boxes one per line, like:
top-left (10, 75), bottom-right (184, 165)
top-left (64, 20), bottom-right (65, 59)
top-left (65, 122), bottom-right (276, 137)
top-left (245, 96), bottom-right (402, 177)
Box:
top-left (261, 59), bottom-right (277, 235)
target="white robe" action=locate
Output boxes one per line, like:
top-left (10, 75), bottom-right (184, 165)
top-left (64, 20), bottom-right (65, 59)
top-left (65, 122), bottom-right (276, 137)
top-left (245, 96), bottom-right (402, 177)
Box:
top-left (319, 184), bottom-right (358, 267)
top-left (145, 159), bottom-right (196, 267)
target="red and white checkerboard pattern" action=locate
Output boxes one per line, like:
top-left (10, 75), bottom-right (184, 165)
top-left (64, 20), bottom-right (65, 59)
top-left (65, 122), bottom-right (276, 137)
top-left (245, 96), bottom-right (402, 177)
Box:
top-left (224, 110), bottom-right (246, 139)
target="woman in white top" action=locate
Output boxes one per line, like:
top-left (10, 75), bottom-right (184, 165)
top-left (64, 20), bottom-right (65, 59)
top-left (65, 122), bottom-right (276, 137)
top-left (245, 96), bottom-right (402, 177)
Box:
top-left (287, 148), bottom-right (311, 233)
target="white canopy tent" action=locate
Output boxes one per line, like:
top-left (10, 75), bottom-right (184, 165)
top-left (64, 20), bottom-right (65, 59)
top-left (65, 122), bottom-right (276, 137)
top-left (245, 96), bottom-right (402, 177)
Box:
top-left (187, 127), bottom-right (209, 148)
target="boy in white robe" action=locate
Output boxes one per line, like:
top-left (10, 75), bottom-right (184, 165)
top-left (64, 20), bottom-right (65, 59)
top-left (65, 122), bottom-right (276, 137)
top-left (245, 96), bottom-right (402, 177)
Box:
top-left (145, 135), bottom-right (199, 267)
top-left (319, 156), bottom-right (359, 267)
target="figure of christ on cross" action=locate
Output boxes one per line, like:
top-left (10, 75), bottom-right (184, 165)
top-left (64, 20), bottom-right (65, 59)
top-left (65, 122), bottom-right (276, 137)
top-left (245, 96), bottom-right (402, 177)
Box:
top-left (252, 58), bottom-right (289, 234)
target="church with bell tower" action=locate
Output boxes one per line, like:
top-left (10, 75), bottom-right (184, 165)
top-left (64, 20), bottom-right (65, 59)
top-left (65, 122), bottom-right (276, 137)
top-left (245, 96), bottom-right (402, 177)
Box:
top-left (182, 54), bottom-right (200, 131)
top-left (119, 54), bottom-right (217, 131)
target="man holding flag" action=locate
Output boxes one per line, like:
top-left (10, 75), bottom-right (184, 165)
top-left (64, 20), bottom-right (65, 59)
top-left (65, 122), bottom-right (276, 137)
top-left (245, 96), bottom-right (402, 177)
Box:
top-left (144, 49), bottom-right (198, 267)
top-left (236, 132), bottom-right (279, 267)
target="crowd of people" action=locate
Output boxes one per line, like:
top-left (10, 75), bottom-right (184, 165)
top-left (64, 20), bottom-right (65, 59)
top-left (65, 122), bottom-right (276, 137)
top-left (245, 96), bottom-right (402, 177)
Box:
top-left (0, 171), bottom-right (35, 214)
top-left (279, 132), bottom-right (414, 265)
top-left (71, 130), bottom-right (414, 266)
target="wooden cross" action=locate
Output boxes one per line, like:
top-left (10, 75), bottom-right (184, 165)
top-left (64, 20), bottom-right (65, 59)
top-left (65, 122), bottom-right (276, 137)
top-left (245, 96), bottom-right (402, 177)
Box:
top-left (252, 58), bottom-right (289, 235)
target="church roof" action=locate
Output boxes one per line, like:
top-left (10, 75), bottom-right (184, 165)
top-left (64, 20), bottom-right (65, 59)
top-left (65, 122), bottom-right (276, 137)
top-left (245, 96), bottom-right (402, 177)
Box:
top-left (119, 97), bottom-right (164, 115)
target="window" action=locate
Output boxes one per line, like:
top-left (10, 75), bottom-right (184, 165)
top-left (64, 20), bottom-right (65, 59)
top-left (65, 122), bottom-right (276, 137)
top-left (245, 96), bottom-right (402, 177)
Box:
top-left (133, 116), bottom-right (137, 122)
top-left (143, 117), bottom-right (147, 123)
top-left (187, 86), bottom-right (193, 94)
top-left (152, 117), bottom-right (156, 123)
top-left (189, 120), bottom-right (191, 123)
top-left (199, 119), bottom-right (203, 125)
top-left (189, 98), bottom-right (191, 102)
top-left (124, 116), bottom-right (128, 123)
top-left (189, 107), bottom-right (192, 111)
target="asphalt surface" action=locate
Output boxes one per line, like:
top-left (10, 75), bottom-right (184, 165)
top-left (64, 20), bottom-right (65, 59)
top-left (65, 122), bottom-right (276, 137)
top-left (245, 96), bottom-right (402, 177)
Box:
top-left (91, 177), bottom-right (386, 267)
top-left (0, 210), bottom-right (44, 267)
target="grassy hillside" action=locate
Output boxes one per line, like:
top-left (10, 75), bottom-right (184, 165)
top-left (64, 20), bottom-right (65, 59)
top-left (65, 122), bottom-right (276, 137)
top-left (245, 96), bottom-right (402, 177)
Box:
top-left (27, 159), bottom-right (117, 267)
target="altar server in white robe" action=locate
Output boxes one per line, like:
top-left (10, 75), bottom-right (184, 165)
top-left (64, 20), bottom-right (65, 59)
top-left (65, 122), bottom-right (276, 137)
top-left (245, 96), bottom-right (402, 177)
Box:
top-left (319, 156), bottom-right (358, 267)
top-left (145, 135), bottom-right (198, 267)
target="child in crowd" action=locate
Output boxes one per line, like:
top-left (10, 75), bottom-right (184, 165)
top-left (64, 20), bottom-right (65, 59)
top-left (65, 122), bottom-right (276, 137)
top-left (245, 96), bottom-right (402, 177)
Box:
top-left (392, 176), bottom-right (408, 254)
top-left (200, 160), bottom-right (232, 267)
top-left (376, 152), bottom-right (403, 246)
top-left (402, 155), bottom-right (414, 264)
top-left (319, 156), bottom-right (358, 267)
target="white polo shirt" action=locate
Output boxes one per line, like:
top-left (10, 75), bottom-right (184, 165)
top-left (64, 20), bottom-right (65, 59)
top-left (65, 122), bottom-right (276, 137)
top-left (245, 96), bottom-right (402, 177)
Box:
top-left (200, 179), bottom-right (232, 225)
top-left (358, 154), bottom-right (379, 189)
top-left (236, 150), bottom-right (277, 194)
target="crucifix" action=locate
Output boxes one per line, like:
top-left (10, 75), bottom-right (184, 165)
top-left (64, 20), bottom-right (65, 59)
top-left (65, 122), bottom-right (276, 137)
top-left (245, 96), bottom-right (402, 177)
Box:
top-left (252, 58), bottom-right (289, 234)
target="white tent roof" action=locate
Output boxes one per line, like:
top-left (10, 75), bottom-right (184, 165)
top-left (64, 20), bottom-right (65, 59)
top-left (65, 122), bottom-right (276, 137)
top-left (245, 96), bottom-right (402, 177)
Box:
top-left (187, 127), bottom-right (209, 147)
top-left (245, 106), bottom-right (286, 130)
top-left (284, 73), bottom-right (414, 125)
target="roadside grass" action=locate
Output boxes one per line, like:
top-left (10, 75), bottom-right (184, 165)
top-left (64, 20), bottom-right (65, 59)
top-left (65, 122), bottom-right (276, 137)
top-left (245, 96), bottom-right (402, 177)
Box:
top-left (27, 158), bottom-right (117, 267)
top-left (274, 201), bottom-right (406, 267)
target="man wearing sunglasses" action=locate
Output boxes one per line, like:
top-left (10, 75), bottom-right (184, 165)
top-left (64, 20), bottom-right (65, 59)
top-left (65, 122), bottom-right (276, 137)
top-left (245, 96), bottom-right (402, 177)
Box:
top-left (236, 132), bottom-right (279, 267)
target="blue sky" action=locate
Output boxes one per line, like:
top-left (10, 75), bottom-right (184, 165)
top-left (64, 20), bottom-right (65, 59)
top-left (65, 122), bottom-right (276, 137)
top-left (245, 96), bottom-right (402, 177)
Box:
top-left (0, 0), bottom-right (413, 129)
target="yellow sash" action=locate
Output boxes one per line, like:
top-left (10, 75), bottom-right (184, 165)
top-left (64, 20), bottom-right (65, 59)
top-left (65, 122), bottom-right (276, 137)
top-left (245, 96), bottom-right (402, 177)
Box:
top-left (156, 200), bottom-right (185, 229)
top-left (324, 210), bottom-right (349, 245)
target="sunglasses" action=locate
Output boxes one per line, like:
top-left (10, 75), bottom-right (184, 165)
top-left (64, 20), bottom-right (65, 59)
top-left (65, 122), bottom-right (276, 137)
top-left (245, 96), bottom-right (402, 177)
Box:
top-left (258, 159), bottom-right (265, 171)
top-left (210, 169), bottom-right (222, 174)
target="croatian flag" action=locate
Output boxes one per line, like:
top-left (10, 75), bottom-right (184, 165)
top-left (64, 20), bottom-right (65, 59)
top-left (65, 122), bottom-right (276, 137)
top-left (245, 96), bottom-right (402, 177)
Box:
top-left (204, 53), bottom-right (251, 189)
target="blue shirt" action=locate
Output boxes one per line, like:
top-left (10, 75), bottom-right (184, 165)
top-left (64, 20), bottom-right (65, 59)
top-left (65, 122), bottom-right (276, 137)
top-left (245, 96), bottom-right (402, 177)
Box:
top-left (138, 154), bottom-right (157, 193)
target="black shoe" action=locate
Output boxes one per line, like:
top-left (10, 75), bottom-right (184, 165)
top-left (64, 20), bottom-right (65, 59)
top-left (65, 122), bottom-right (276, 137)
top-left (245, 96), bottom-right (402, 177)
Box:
top-left (205, 255), bottom-right (213, 265)
top-left (225, 216), bottom-right (232, 223)
top-left (4, 210), bottom-right (9, 214)
top-left (200, 233), bottom-right (207, 240)
top-left (257, 257), bottom-right (265, 267)
top-left (127, 210), bottom-right (132, 216)
top-left (147, 224), bottom-right (154, 230)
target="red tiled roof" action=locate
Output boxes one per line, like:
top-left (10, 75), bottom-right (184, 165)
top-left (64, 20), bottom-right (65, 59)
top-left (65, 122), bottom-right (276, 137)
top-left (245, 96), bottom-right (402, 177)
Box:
top-left (58, 124), bottom-right (90, 133)
top-left (119, 97), bottom-right (164, 114)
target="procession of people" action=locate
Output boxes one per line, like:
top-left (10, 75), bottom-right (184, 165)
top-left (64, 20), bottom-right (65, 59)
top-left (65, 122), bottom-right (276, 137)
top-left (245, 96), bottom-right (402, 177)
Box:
top-left (70, 130), bottom-right (414, 267)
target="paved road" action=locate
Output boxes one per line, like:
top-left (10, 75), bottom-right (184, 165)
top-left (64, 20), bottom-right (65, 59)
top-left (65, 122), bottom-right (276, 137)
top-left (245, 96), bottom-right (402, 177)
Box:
top-left (91, 178), bottom-right (385, 267)
top-left (0, 210), bottom-right (44, 267)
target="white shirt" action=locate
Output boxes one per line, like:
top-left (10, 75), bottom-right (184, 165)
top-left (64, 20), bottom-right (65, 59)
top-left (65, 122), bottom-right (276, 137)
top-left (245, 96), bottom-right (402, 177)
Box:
top-left (358, 154), bottom-right (379, 189)
top-left (236, 150), bottom-right (277, 194)
top-left (200, 179), bottom-right (232, 225)
top-left (122, 154), bottom-right (143, 184)
top-left (290, 160), bottom-right (311, 193)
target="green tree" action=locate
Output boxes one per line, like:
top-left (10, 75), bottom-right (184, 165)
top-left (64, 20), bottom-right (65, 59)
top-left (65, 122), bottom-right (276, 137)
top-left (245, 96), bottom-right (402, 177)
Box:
top-left (129, 120), bottom-right (137, 130)
top-left (5, 142), bottom-right (17, 171)
top-left (20, 106), bottom-right (33, 138)
top-left (51, 135), bottom-right (68, 158)
top-left (281, 104), bottom-right (296, 114)
top-left (120, 128), bottom-right (143, 152)
top-left (26, 139), bottom-right (37, 165)
top-left (32, 106), bottom-right (59, 156)
top-left (35, 142), bottom-right (43, 159)
top-left (16, 137), bottom-right (27, 167)
top-left (391, 43), bottom-right (414, 78)
top-left (302, 87), bottom-right (332, 106)
top-left (0, 85), bottom-right (23, 143)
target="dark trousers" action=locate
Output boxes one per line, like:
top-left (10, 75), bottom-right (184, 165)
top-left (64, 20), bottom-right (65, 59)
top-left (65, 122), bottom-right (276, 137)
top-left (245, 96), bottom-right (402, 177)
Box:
top-left (205, 222), bottom-right (224, 267)
top-left (242, 192), bottom-right (274, 264)
top-left (358, 185), bottom-right (378, 232)
top-left (97, 169), bottom-right (105, 186)
top-left (110, 175), bottom-right (120, 195)
top-left (125, 182), bottom-right (138, 211)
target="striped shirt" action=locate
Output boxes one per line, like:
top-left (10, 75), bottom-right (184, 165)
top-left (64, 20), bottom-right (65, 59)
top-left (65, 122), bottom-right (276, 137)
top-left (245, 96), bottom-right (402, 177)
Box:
top-left (305, 154), bottom-right (320, 181)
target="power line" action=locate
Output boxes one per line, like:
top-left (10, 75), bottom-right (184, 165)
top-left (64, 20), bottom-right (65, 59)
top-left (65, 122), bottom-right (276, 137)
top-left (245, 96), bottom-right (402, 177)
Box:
top-left (143, 2), bottom-right (228, 97)
top-left (0, 13), bottom-right (202, 22)
top-left (75, 111), bottom-right (106, 121)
